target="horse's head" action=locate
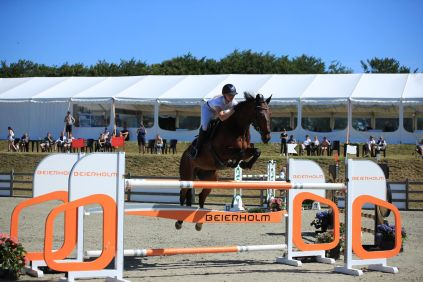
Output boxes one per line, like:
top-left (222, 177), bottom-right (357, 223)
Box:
top-left (245, 92), bottom-right (272, 143)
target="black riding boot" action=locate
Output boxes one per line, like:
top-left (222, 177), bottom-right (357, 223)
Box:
top-left (189, 129), bottom-right (207, 159)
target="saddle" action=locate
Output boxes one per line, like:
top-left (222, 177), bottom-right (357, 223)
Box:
top-left (191, 119), bottom-right (221, 147)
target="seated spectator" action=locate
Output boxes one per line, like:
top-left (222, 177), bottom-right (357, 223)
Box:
top-left (320, 136), bottom-right (331, 156)
top-left (301, 135), bottom-right (312, 155)
top-left (55, 132), bottom-right (67, 152)
top-left (103, 128), bottom-right (112, 151)
top-left (155, 134), bottom-right (164, 154)
top-left (287, 134), bottom-right (296, 144)
top-left (310, 135), bottom-right (320, 155)
top-left (120, 122), bottom-right (130, 141)
top-left (375, 136), bottom-right (387, 155)
top-left (40, 132), bottom-right (54, 152)
top-left (20, 132), bottom-right (30, 152)
top-left (7, 126), bottom-right (18, 152)
top-left (63, 133), bottom-right (75, 153)
top-left (97, 133), bottom-right (106, 152)
top-left (364, 136), bottom-right (376, 157)
top-left (103, 127), bottom-right (110, 140)
top-left (417, 139), bottom-right (423, 159)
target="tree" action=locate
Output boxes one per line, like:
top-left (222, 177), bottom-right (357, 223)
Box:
top-left (150, 53), bottom-right (217, 75)
top-left (289, 54), bottom-right (325, 74)
top-left (327, 60), bottom-right (353, 74)
top-left (118, 59), bottom-right (149, 76)
top-left (360, 57), bottom-right (417, 73)
top-left (219, 49), bottom-right (279, 74)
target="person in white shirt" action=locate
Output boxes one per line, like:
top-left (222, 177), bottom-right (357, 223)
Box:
top-left (365, 136), bottom-right (376, 157)
top-left (311, 135), bottom-right (320, 155)
top-left (189, 84), bottom-right (239, 159)
top-left (55, 131), bottom-right (67, 152)
top-left (301, 135), bottom-right (312, 155)
top-left (376, 136), bottom-right (387, 153)
top-left (7, 126), bottom-right (18, 152)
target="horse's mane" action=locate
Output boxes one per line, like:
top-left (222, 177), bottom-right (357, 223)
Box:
top-left (233, 92), bottom-right (259, 112)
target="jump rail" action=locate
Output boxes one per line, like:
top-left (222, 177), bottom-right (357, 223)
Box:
top-left (126, 179), bottom-right (346, 190)
top-left (86, 244), bottom-right (287, 258)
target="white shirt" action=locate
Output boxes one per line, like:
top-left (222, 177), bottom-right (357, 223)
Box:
top-left (206, 95), bottom-right (238, 118)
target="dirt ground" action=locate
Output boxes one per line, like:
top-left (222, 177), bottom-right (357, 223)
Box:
top-left (0, 198), bottom-right (422, 282)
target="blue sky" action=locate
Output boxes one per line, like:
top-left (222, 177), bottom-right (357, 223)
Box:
top-left (1, 0), bottom-right (422, 73)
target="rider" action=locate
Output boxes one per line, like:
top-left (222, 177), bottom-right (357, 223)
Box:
top-left (189, 83), bottom-right (239, 159)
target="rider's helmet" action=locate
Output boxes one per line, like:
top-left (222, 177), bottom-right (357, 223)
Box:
top-left (222, 84), bottom-right (238, 96)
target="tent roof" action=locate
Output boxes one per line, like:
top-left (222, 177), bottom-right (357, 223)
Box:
top-left (32, 77), bottom-right (107, 102)
top-left (115, 75), bottom-right (185, 103)
top-left (402, 74), bottom-right (423, 103)
top-left (159, 74), bottom-right (228, 104)
top-left (203, 74), bottom-right (272, 100)
top-left (0, 77), bottom-right (32, 94)
top-left (350, 73), bottom-right (409, 104)
top-left (0, 77), bottom-right (68, 102)
top-left (300, 74), bottom-right (362, 104)
top-left (0, 74), bottom-right (422, 104)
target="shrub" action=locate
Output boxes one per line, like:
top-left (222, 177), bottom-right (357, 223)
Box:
top-left (375, 221), bottom-right (407, 247)
top-left (0, 233), bottom-right (27, 280)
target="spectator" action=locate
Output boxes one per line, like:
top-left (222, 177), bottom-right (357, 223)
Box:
top-left (280, 128), bottom-right (288, 156)
top-left (301, 135), bottom-right (312, 155)
top-left (287, 134), bottom-right (296, 144)
top-left (102, 127), bottom-right (112, 151)
top-left (64, 111), bottom-right (76, 139)
top-left (137, 123), bottom-right (147, 154)
top-left (364, 136), bottom-right (376, 157)
top-left (20, 132), bottom-right (30, 152)
top-left (155, 134), bottom-right (163, 154)
top-left (103, 127), bottom-right (110, 140)
top-left (416, 139), bottom-right (423, 159)
top-left (320, 136), bottom-right (331, 156)
top-left (376, 136), bottom-right (387, 154)
top-left (55, 131), bottom-right (67, 152)
top-left (120, 122), bottom-right (130, 141)
top-left (311, 136), bottom-right (320, 155)
top-left (7, 126), bottom-right (18, 152)
top-left (64, 132), bottom-right (75, 153)
top-left (97, 132), bottom-right (106, 152)
top-left (7, 126), bottom-right (16, 151)
top-left (40, 132), bottom-right (54, 152)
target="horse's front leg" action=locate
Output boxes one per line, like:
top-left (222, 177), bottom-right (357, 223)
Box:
top-left (176, 188), bottom-right (191, 230)
top-left (239, 147), bottom-right (261, 169)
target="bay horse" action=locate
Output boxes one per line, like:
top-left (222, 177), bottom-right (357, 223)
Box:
top-left (178, 92), bottom-right (272, 230)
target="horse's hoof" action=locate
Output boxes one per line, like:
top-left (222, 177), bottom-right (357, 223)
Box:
top-left (175, 221), bottom-right (183, 230)
top-left (239, 162), bottom-right (251, 169)
top-left (195, 223), bottom-right (203, 231)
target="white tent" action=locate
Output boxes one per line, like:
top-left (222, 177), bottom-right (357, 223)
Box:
top-left (0, 74), bottom-right (422, 144)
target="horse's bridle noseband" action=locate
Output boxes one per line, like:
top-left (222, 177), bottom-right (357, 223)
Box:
top-left (252, 104), bottom-right (270, 135)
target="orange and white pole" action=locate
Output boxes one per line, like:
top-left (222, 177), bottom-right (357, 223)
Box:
top-left (85, 244), bottom-right (287, 258)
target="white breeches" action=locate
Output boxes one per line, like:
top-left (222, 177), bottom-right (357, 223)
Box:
top-left (201, 103), bottom-right (215, 131)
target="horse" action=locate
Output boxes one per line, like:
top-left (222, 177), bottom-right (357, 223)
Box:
top-left (178, 92), bottom-right (272, 230)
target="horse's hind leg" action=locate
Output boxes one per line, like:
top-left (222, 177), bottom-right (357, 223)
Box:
top-left (177, 151), bottom-right (196, 230)
top-left (195, 170), bottom-right (217, 231)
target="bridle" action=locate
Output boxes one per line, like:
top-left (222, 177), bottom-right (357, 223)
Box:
top-left (252, 103), bottom-right (270, 135)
